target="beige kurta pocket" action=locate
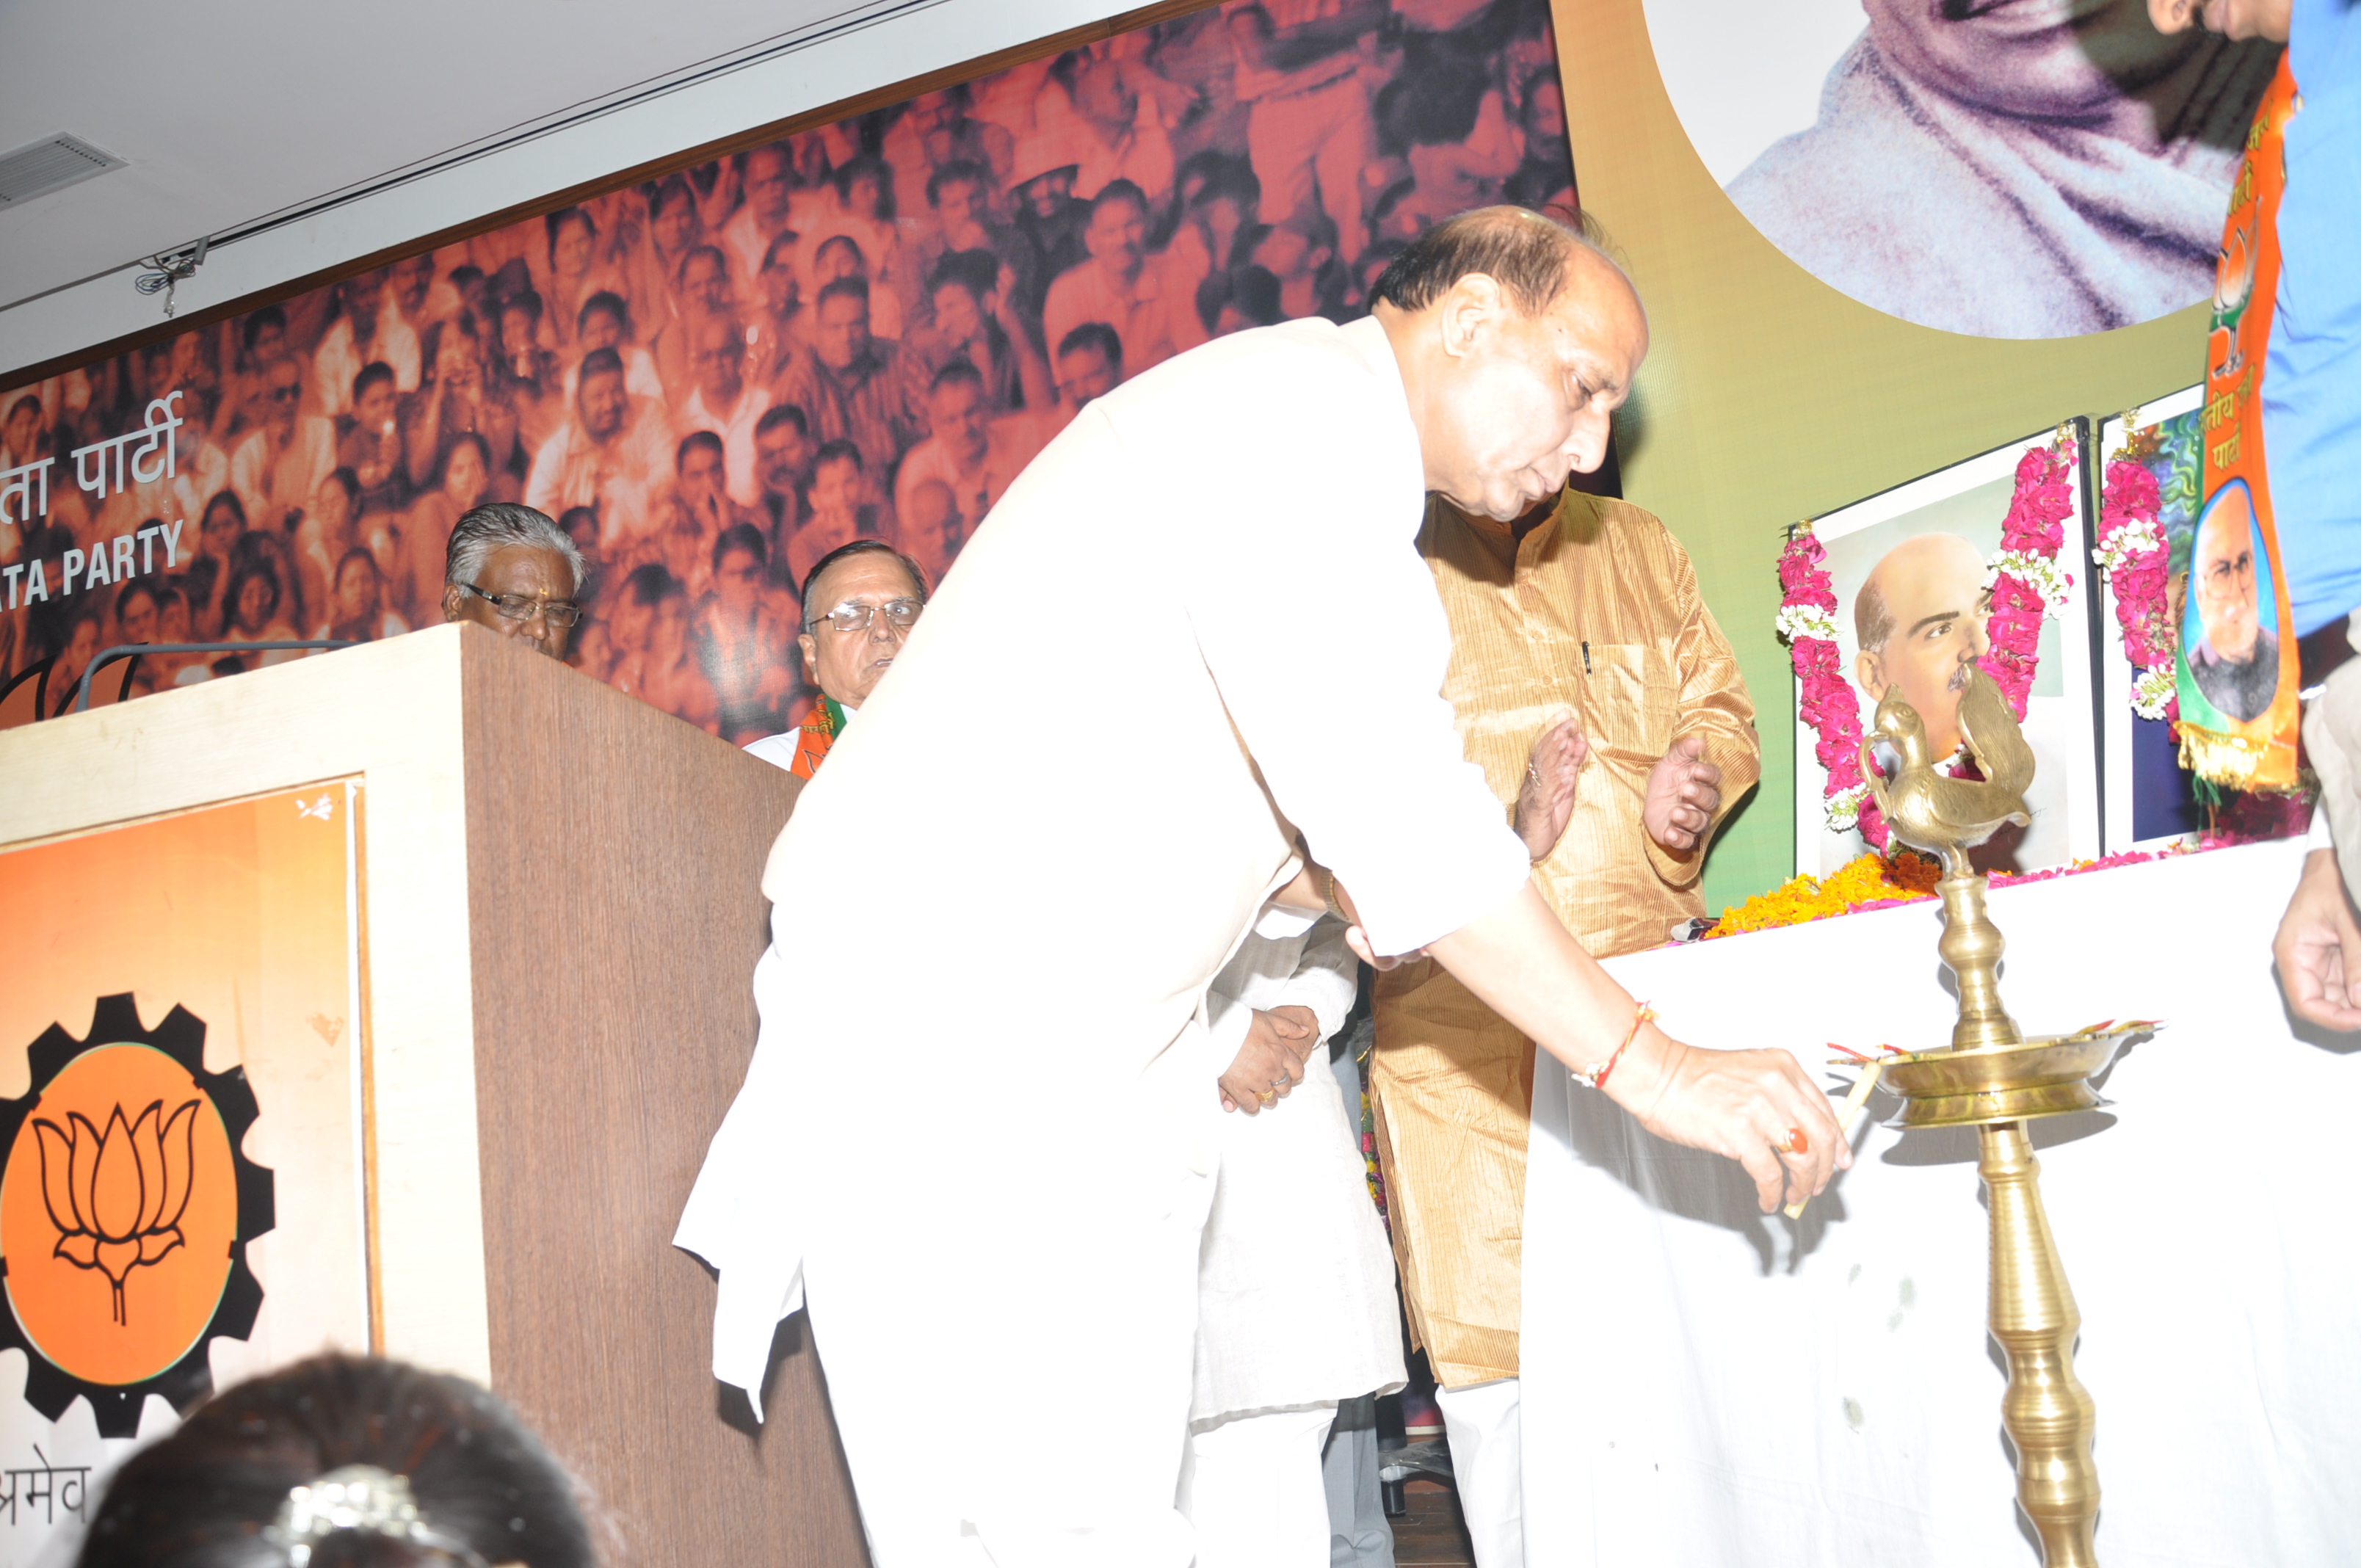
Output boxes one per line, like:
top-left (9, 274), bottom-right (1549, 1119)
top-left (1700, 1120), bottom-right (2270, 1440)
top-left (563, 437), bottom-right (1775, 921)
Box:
top-left (1581, 643), bottom-right (1676, 763)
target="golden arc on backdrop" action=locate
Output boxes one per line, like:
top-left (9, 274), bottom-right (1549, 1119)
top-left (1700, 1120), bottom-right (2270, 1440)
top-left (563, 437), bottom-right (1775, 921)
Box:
top-left (1860, 664), bottom-right (2157, 1568)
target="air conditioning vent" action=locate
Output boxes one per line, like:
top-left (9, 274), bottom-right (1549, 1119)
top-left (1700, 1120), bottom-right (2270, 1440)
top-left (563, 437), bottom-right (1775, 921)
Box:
top-left (0, 133), bottom-right (126, 207)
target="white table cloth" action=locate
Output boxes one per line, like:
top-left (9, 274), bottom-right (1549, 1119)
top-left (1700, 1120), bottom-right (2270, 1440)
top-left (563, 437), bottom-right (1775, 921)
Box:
top-left (1523, 838), bottom-right (2361, 1567)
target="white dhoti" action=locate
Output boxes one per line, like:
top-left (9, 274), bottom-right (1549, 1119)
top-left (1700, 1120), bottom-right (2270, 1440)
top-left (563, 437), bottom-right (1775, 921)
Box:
top-left (1185, 912), bottom-right (1405, 1567)
top-left (679, 316), bottom-right (1529, 1565)
top-left (1436, 1377), bottom-right (1523, 1568)
top-left (1179, 1403), bottom-right (1340, 1568)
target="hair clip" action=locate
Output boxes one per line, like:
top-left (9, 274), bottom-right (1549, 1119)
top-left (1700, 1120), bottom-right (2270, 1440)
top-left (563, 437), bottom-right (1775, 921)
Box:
top-left (266, 1465), bottom-right (489, 1568)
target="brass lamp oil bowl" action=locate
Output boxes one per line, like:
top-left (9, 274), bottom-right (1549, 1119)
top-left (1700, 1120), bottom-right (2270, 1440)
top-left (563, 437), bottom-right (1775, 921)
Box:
top-left (1859, 667), bottom-right (2160, 1568)
top-left (1877, 1026), bottom-right (2142, 1130)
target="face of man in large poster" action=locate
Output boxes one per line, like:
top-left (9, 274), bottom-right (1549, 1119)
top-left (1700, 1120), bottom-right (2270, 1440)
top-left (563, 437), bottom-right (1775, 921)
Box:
top-left (1851, 532), bottom-right (1992, 760)
top-left (2181, 477), bottom-right (2282, 725)
top-left (1644, 0), bottom-right (2280, 338)
top-left (0, 0), bottom-right (1575, 742)
top-left (1805, 454), bottom-right (2098, 876)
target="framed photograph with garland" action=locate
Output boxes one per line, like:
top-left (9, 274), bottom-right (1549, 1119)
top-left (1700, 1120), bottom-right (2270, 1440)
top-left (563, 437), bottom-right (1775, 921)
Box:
top-left (2097, 389), bottom-right (2206, 854)
top-left (1783, 423), bottom-right (2103, 878)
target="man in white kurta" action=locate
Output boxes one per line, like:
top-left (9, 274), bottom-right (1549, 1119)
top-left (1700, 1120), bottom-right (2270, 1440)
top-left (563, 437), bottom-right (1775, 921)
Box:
top-left (678, 208), bottom-right (1845, 1568)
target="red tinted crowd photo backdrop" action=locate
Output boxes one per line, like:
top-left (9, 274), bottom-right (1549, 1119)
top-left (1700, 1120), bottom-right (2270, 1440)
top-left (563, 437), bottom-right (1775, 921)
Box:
top-left (0, 0), bottom-right (1574, 742)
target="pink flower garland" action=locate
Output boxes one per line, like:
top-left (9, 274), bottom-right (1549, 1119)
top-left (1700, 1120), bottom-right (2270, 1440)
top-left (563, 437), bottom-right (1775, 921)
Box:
top-left (1779, 437), bottom-right (2077, 844)
top-left (2095, 454), bottom-right (2180, 723)
top-left (1978, 443), bottom-right (2078, 722)
top-left (1778, 526), bottom-right (1888, 849)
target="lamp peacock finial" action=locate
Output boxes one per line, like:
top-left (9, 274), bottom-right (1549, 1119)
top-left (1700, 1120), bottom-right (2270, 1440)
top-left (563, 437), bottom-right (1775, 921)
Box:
top-left (1860, 663), bottom-right (2034, 878)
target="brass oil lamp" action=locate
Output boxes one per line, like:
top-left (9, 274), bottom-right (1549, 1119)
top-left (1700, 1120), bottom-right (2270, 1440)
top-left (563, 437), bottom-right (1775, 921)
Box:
top-left (1860, 665), bottom-right (2153, 1568)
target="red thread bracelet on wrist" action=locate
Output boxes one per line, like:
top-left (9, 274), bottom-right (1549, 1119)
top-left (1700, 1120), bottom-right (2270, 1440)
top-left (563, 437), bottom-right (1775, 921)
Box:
top-left (1583, 1001), bottom-right (1655, 1092)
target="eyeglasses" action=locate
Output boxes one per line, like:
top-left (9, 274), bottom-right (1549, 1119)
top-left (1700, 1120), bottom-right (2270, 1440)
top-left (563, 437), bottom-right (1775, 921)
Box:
top-left (462, 581), bottom-right (583, 628)
top-left (809, 598), bottom-right (921, 634)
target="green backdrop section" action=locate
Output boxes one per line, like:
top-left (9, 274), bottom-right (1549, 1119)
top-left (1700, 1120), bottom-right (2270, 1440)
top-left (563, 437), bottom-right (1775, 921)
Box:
top-left (1551, 0), bottom-right (2210, 913)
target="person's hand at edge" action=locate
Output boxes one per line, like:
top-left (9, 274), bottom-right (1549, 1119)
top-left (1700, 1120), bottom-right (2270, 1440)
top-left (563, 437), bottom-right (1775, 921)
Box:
top-left (2276, 847), bottom-right (2361, 1031)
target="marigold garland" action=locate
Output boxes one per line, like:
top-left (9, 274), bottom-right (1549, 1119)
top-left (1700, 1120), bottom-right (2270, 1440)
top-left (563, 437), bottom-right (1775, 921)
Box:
top-left (1705, 849), bottom-right (1939, 937)
top-left (1701, 844), bottom-right (2188, 942)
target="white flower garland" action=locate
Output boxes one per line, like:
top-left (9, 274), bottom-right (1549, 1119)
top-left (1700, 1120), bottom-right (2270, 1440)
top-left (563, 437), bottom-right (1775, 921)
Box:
top-left (1775, 603), bottom-right (1838, 643)
top-left (2130, 664), bottom-right (2177, 722)
top-left (1987, 549), bottom-right (2073, 619)
top-left (2092, 515), bottom-right (2164, 573)
top-left (1824, 780), bottom-right (1871, 831)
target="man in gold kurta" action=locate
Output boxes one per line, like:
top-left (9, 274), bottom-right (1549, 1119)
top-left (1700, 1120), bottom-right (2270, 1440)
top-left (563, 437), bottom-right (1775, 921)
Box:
top-left (1370, 486), bottom-right (1760, 1567)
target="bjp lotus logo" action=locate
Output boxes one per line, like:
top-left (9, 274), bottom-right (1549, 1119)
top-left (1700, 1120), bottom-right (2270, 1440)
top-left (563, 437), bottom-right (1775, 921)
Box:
top-left (0, 995), bottom-right (274, 1437)
top-left (32, 1097), bottom-right (202, 1324)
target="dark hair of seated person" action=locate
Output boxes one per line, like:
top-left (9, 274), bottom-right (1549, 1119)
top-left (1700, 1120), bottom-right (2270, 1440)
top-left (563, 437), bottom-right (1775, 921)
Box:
top-left (79, 1352), bottom-right (593, 1568)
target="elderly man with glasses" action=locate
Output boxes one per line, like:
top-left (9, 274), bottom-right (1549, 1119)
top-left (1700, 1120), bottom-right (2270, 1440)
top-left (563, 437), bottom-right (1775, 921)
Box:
top-left (744, 539), bottom-right (927, 780)
top-left (440, 502), bottom-right (587, 661)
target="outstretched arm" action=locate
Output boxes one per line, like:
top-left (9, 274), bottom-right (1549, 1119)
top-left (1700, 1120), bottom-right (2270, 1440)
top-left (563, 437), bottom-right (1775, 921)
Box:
top-left (1422, 883), bottom-right (1842, 1212)
top-left (1276, 867), bottom-right (1845, 1211)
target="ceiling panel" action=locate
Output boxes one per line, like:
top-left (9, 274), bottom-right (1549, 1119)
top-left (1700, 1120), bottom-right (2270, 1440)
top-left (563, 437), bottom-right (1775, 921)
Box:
top-left (0, 1), bottom-right (884, 308)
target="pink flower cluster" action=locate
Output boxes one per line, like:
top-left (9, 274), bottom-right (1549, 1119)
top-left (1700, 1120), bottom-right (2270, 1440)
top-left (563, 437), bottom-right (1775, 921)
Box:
top-left (1987, 845), bottom-right (2180, 890)
top-left (2098, 457), bottom-right (2180, 722)
top-left (2202, 788), bottom-right (2312, 846)
top-left (1979, 445), bottom-right (2076, 721)
top-left (1780, 528), bottom-right (1888, 849)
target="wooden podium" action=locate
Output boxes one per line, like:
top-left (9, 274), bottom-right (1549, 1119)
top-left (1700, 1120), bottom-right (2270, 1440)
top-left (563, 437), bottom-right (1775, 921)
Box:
top-left (0, 623), bottom-right (866, 1565)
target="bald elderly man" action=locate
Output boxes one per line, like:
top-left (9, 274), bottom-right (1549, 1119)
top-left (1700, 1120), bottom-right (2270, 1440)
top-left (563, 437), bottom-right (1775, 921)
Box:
top-left (1851, 530), bottom-right (2066, 868)
top-left (681, 208), bottom-right (1847, 1564)
top-left (1852, 530), bottom-right (2004, 761)
top-left (2188, 481), bottom-right (2282, 724)
top-left (1854, 532), bottom-right (1991, 760)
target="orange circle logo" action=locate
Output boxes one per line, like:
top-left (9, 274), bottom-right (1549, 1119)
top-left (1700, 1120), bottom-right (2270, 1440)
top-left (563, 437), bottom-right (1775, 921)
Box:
top-left (3, 1044), bottom-right (238, 1385)
top-left (0, 996), bottom-right (272, 1436)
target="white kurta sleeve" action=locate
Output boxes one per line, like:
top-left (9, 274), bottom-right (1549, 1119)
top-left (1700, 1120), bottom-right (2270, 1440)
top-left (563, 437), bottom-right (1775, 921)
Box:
top-left (1211, 915), bottom-right (1362, 1054)
top-left (1286, 919), bottom-right (1360, 1045)
top-left (1175, 350), bottom-right (1529, 957)
top-left (674, 944), bottom-right (808, 1418)
top-left (1204, 981), bottom-right (1254, 1067)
